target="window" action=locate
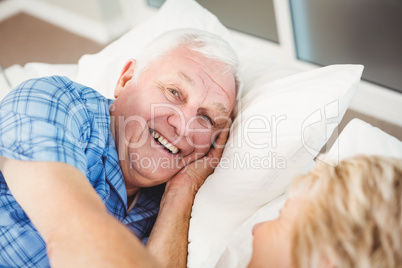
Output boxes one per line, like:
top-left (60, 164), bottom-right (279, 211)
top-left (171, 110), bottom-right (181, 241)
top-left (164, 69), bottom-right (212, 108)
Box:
top-left (290, 0), bottom-right (402, 93)
top-left (146, 0), bottom-right (279, 43)
top-left (196, 0), bottom-right (278, 43)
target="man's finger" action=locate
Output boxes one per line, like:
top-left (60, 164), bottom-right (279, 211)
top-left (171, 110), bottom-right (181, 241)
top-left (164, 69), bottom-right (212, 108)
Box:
top-left (207, 121), bottom-right (231, 159)
top-left (214, 121), bottom-right (231, 147)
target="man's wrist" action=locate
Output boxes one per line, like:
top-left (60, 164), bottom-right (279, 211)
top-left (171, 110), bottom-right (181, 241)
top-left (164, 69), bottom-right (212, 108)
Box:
top-left (165, 172), bottom-right (199, 196)
top-left (162, 184), bottom-right (195, 205)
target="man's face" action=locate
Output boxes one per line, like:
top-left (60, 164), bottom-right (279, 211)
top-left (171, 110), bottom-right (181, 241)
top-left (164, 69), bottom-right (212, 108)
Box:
top-left (111, 46), bottom-right (236, 192)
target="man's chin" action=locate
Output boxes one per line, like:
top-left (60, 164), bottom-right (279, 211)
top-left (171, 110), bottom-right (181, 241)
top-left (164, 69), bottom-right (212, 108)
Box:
top-left (128, 163), bottom-right (184, 187)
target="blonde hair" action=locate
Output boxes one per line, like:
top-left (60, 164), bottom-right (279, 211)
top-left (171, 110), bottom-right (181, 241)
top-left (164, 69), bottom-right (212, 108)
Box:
top-left (289, 155), bottom-right (402, 268)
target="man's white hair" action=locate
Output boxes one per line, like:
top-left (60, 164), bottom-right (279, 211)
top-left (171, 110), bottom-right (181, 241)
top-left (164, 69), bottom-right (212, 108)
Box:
top-left (132, 28), bottom-right (240, 100)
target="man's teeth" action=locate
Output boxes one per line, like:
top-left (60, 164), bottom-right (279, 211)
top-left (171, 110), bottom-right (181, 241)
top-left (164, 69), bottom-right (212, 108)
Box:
top-left (150, 129), bottom-right (179, 154)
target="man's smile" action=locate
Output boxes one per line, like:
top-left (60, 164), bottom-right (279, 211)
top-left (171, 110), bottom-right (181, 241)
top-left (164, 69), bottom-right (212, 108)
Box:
top-left (150, 128), bottom-right (180, 155)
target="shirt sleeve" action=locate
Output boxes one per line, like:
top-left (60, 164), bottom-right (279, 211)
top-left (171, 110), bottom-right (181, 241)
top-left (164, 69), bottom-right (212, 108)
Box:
top-left (0, 76), bottom-right (93, 175)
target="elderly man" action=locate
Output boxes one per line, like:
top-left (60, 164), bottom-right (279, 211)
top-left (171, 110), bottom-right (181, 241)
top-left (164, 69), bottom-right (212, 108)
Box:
top-left (0, 29), bottom-right (238, 267)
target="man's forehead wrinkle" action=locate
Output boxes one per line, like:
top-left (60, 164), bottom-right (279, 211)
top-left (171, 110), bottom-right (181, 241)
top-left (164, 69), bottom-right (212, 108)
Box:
top-left (178, 71), bottom-right (195, 86)
top-left (202, 72), bottom-right (232, 117)
top-left (205, 72), bottom-right (231, 102)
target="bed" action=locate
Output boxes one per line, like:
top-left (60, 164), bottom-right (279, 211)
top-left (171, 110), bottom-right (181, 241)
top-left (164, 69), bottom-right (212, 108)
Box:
top-left (1, 0), bottom-right (401, 267)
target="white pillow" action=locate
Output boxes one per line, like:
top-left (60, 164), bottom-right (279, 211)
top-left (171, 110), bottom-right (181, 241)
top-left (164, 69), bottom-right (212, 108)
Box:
top-left (318, 118), bottom-right (402, 164)
top-left (0, 65), bottom-right (29, 100)
top-left (74, 0), bottom-right (364, 267)
top-left (23, 63), bottom-right (78, 81)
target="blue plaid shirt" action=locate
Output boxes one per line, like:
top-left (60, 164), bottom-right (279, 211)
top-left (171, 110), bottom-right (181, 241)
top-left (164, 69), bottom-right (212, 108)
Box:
top-left (0, 76), bottom-right (164, 267)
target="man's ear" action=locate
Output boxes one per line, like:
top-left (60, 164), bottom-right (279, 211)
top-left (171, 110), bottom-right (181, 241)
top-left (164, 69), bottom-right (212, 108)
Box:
top-left (114, 59), bottom-right (136, 98)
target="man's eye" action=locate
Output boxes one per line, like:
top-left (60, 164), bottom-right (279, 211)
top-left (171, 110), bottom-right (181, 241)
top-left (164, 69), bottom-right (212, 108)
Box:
top-left (168, 88), bottom-right (179, 97)
top-left (200, 115), bottom-right (213, 125)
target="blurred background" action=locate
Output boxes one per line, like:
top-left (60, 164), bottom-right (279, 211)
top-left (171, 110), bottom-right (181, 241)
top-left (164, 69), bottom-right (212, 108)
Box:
top-left (0, 0), bottom-right (401, 138)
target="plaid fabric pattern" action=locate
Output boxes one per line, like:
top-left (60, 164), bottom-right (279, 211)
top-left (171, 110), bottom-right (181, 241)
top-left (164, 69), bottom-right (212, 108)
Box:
top-left (0, 76), bottom-right (163, 267)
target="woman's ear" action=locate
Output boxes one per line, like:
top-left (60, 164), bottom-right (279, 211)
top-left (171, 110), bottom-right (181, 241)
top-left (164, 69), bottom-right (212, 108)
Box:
top-left (114, 59), bottom-right (136, 98)
top-left (321, 257), bottom-right (335, 268)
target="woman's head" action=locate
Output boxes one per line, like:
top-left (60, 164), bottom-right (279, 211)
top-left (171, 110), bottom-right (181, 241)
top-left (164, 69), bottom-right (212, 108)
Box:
top-left (290, 155), bottom-right (402, 268)
top-left (249, 155), bottom-right (402, 268)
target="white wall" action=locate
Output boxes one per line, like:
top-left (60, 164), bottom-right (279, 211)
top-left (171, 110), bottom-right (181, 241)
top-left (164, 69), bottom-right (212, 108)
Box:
top-left (0, 0), bottom-right (130, 44)
top-left (38, 0), bottom-right (105, 22)
top-left (118, 0), bottom-right (157, 27)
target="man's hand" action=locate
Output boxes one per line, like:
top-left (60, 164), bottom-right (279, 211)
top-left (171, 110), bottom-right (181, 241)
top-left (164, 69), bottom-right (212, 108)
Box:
top-left (146, 122), bottom-right (231, 268)
top-left (167, 121), bottom-right (231, 195)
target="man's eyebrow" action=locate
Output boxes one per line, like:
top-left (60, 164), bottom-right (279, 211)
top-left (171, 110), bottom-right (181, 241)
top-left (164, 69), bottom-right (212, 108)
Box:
top-left (178, 71), bottom-right (195, 86)
top-left (213, 102), bottom-right (228, 116)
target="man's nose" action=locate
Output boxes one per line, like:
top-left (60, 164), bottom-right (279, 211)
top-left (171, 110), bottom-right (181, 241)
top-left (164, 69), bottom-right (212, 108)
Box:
top-left (167, 106), bottom-right (199, 137)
